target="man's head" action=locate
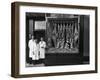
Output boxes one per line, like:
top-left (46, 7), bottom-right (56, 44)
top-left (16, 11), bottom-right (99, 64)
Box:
top-left (34, 39), bottom-right (38, 43)
top-left (32, 36), bottom-right (34, 40)
top-left (40, 37), bottom-right (43, 41)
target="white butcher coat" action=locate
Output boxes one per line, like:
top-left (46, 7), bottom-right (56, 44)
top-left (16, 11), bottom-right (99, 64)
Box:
top-left (33, 43), bottom-right (39, 60)
top-left (39, 41), bottom-right (46, 59)
top-left (28, 39), bottom-right (35, 58)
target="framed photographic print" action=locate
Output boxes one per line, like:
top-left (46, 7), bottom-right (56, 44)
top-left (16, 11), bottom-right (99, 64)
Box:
top-left (11, 2), bottom-right (98, 78)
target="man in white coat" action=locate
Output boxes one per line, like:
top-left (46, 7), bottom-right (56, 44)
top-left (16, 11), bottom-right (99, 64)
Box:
top-left (39, 37), bottom-right (46, 63)
top-left (33, 39), bottom-right (40, 64)
top-left (28, 36), bottom-right (34, 59)
top-left (28, 36), bottom-right (35, 64)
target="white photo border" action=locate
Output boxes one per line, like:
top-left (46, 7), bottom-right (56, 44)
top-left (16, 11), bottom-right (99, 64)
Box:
top-left (19, 4), bottom-right (97, 75)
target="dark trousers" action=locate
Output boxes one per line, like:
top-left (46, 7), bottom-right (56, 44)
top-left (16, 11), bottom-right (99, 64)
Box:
top-left (39, 59), bottom-right (45, 63)
top-left (32, 59), bottom-right (45, 65)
